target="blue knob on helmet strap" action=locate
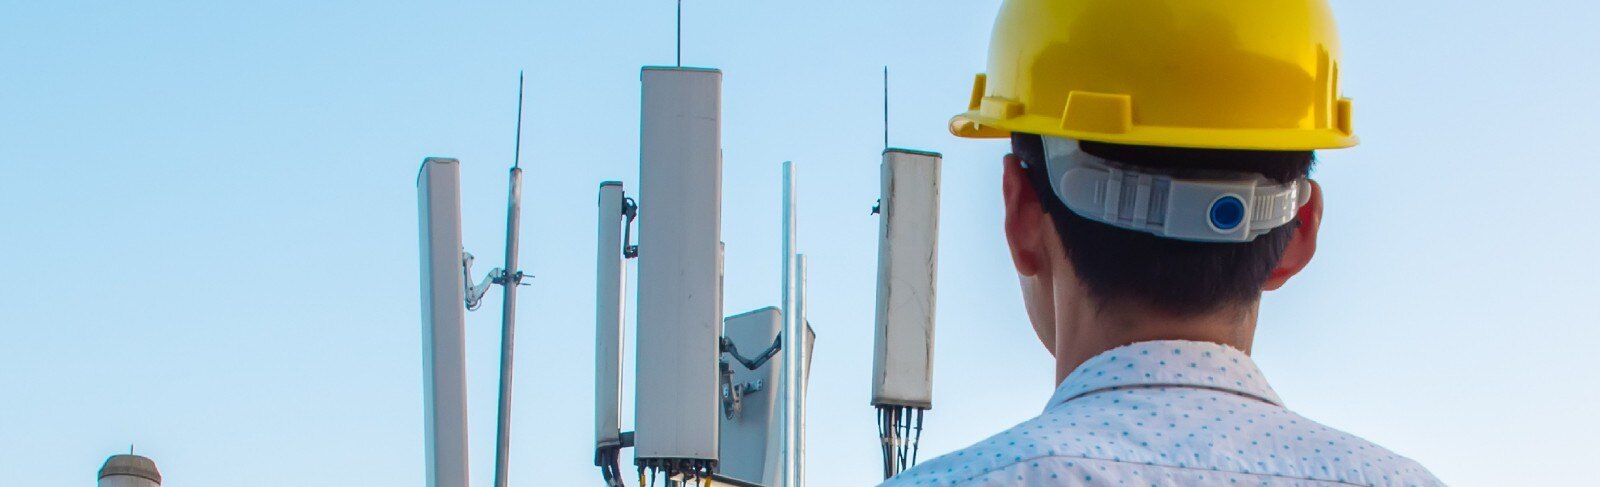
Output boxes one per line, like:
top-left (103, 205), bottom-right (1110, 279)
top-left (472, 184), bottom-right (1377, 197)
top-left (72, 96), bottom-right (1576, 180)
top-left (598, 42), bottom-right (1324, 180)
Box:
top-left (1209, 195), bottom-right (1246, 232)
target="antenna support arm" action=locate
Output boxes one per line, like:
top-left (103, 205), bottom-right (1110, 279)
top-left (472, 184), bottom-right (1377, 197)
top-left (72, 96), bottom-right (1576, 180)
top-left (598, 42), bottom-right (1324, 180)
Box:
top-left (463, 251), bottom-right (502, 311)
top-left (721, 335), bottom-right (782, 371)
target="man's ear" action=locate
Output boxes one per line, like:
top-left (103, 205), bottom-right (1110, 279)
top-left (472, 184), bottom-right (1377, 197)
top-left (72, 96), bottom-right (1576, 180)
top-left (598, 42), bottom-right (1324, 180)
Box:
top-left (1264, 179), bottom-right (1322, 291)
top-left (1004, 154), bottom-right (1051, 278)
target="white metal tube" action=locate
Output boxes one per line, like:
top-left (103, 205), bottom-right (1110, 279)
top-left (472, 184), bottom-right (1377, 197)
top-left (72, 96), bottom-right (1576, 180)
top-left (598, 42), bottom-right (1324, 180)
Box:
top-left (796, 253), bottom-right (809, 487)
top-left (595, 182), bottom-right (627, 448)
top-left (492, 167), bottom-right (523, 487)
top-left (779, 160), bottom-right (799, 487)
top-left (418, 157), bottom-right (470, 487)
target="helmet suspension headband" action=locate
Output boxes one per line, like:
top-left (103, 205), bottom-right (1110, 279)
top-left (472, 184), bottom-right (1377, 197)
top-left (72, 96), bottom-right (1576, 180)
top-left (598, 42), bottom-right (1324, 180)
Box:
top-left (1040, 136), bottom-right (1310, 243)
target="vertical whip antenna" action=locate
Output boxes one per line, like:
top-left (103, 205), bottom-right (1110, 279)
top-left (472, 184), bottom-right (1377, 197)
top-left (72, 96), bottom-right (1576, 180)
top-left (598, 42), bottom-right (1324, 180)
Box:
top-left (514, 70), bottom-right (525, 169)
top-left (883, 65), bottom-right (889, 150)
top-left (676, 0), bottom-right (683, 66)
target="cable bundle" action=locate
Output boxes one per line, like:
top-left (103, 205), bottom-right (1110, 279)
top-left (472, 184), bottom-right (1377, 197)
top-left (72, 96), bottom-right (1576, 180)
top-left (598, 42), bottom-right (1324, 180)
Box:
top-left (877, 405), bottom-right (925, 479)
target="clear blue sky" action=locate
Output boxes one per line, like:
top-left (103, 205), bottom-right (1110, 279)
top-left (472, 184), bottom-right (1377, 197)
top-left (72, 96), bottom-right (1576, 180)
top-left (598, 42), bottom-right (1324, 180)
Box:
top-left (3, 1), bottom-right (1596, 485)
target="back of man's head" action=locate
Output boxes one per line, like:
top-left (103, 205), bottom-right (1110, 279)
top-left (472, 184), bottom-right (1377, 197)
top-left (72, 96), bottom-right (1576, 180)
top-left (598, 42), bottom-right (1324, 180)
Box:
top-left (1010, 133), bottom-right (1314, 317)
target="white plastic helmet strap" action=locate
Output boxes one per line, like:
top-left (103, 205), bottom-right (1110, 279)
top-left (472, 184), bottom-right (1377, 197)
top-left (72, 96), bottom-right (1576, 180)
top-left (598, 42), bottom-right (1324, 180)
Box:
top-left (1041, 136), bottom-right (1310, 243)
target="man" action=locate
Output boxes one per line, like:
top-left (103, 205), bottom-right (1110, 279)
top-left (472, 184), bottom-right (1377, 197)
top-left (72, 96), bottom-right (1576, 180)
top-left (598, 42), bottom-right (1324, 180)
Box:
top-left (882, 0), bottom-right (1442, 485)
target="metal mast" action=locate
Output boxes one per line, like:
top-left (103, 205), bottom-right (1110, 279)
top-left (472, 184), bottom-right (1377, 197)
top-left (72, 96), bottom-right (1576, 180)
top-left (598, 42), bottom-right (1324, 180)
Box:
top-left (780, 160), bottom-right (800, 487)
top-left (492, 71), bottom-right (528, 487)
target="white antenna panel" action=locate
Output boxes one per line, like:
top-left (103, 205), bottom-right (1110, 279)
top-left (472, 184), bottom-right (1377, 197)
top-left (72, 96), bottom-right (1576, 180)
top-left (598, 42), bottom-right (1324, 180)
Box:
top-left (417, 157), bottom-right (470, 487)
top-left (594, 181), bottom-right (627, 449)
top-left (871, 149), bottom-right (942, 408)
top-left (634, 67), bottom-right (724, 469)
top-left (717, 307), bottom-right (783, 486)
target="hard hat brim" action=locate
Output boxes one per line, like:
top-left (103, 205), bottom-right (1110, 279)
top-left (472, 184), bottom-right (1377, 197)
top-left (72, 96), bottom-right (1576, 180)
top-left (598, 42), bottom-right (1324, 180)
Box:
top-left (950, 112), bottom-right (1358, 151)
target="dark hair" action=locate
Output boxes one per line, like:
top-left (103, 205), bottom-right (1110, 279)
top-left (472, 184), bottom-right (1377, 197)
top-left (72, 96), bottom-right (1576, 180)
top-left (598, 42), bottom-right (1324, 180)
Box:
top-left (1011, 133), bottom-right (1313, 316)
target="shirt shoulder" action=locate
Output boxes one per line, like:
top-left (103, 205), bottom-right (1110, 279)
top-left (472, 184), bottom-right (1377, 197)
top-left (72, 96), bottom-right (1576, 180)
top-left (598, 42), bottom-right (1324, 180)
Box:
top-left (881, 387), bottom-right (1443, 487)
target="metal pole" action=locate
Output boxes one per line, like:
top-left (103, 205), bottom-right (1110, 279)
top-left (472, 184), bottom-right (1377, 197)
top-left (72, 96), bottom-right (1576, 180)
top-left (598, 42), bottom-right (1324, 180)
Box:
top-left (779, 160), bottom-right (799, 487)
top-left (796, 253), bottom-right (808, 487)
top-left (492, 167), bottom-right (523, 487)
top-left (492, 71), bottom-right (527, 487)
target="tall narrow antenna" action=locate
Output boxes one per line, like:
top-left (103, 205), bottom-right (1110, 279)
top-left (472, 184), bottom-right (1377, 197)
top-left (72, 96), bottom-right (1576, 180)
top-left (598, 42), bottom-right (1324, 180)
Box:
top-left (883, 65), bottom-right (889, 150)
top-left (676, 0), bottom-right (683, 66)
top-left (514, 70), bottom-right (525, 169)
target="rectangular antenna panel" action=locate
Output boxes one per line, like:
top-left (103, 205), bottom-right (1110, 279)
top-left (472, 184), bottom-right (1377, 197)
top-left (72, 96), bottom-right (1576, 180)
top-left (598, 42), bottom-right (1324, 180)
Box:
top-left (871, 149), bottom-right (942, 409)
top-left (417, 157), bottom-right (470, 487)
top-left (717, 307), bottom-right (783, 486)
top-left (595, 181), bottom-right (627, 449)
top-left (635, 67), bottom-right (724, 463)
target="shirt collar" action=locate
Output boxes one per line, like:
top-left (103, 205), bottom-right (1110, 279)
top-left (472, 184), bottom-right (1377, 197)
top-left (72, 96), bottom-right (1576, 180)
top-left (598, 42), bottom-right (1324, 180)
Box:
top-left (1046, 340), bottom-right (1282, 410)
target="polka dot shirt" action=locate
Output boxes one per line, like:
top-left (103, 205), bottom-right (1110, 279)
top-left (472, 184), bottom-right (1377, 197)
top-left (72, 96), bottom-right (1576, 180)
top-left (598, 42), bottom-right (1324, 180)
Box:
top-left (880, 340), bottom-right (1442, 486)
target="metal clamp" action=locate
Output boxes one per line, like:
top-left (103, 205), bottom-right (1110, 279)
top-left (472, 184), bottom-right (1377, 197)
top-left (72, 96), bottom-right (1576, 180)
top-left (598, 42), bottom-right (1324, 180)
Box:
top-left (463, 251), bottom-right (530, 311)
top-left (622, 196), bottom-right (640, 259)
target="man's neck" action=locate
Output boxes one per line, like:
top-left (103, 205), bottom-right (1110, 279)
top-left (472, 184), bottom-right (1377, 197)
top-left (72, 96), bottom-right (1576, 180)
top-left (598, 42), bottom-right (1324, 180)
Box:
top-left (1053, 298), bottom-right (1259, 384)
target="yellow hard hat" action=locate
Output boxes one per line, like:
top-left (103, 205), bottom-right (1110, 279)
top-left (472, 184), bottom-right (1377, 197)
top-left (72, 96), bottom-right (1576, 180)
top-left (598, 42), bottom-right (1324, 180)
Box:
top-left (951, 0), bottom-right (1356, 150)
